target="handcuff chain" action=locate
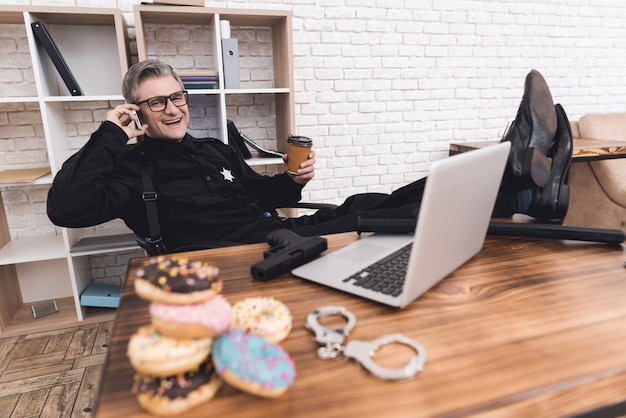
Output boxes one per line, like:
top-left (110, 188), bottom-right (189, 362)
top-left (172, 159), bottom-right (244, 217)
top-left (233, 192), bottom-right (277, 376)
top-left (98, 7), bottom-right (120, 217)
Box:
top-left (317, 342), bottom-right (344, 359)
top-left (306, 306), bottom-right (356, 360)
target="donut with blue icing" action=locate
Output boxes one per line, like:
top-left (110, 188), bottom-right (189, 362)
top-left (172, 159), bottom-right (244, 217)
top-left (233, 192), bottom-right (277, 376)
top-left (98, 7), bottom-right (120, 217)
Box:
top-left (212, 330), bottom-right (296, 398)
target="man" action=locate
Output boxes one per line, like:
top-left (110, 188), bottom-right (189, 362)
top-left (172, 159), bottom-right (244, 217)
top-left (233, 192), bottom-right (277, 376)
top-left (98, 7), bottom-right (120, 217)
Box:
top-left (47, 60), bottom-right (572, 253)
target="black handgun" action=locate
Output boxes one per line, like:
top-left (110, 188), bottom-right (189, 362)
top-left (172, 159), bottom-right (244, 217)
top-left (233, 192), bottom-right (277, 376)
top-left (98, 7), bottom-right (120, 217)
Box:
top-left (251, 229), bottom-right (328, 281)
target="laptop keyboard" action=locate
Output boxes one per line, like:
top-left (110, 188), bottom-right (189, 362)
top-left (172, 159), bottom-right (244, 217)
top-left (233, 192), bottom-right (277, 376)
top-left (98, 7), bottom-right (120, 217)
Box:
top-left (343, 243), bottom-right (413, 297)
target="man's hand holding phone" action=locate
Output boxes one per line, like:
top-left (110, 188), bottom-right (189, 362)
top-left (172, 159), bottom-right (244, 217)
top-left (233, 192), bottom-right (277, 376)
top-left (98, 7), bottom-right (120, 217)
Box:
top-left (106, 105), bottom-right (147, 140)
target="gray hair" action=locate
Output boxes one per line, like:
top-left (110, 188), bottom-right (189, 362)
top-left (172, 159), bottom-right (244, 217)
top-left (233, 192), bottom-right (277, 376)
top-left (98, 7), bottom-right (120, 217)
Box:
top-left (122, 59), bottom-right (184, 103)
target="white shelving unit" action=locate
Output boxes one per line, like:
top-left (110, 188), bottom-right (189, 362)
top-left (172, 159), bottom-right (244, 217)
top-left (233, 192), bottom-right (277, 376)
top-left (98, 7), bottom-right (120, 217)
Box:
top-left (0, 4), bottom-right (295, 337)
top-left (0, 6), bottom-right (130, 336)
top-left (133, 4), bottom-right (295, 159)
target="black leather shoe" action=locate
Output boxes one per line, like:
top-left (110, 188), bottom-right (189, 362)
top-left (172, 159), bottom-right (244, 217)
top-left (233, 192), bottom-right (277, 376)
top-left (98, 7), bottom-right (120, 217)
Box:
top-left (526, 103), bottom-right (572, 221)
top-left (501, 70), bottom-right (557, 189)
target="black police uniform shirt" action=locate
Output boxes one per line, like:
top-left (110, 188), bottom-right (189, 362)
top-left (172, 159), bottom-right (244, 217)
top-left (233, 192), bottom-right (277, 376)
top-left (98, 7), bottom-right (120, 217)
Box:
top-left (47, 121), bottom-right (304, 250)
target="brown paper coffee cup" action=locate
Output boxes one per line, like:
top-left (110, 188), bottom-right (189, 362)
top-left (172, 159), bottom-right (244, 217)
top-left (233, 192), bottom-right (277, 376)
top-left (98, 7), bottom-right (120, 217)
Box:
top-left (287, 135), bottom-right (312, 174)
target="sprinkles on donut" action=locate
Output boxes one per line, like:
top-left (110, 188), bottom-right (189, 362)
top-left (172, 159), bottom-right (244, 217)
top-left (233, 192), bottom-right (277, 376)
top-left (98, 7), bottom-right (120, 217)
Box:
top-left (212, 330), bottom-right (296, 398)
top-left (127, 325), bottom-right (213, 377)
top-left (134, 256), bottom-right (222, 304)
top-left (230, 296), bottom-right (293, 343)
top-left (132, 359), bottom-right (221, 415)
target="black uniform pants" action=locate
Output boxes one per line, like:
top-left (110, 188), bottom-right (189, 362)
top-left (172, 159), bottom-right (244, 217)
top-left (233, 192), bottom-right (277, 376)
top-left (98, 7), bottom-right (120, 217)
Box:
top-left (285, 177), bottom-right (427, 236)
top-left (200, 176), bottom-right (517, 250)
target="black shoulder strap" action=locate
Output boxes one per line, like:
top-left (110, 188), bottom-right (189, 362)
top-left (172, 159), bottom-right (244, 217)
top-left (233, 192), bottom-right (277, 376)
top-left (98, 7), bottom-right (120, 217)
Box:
top-left (136, 156), bottom-right (168, 255)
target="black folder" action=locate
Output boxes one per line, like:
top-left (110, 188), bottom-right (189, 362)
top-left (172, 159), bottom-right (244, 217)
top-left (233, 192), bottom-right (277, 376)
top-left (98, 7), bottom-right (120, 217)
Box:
top-left (31, 20), bottom-right (83, 96)
top-left (227, 119), bottom-right (252, 159)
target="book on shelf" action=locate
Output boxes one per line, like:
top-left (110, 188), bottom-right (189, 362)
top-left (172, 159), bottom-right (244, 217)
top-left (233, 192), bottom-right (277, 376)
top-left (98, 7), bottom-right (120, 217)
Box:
top-left (178, 70), bottom-right (218, 77)
top-left (182, 79), bottom-right (218, 89)
top-left (180, 75), bottom-right (218, 81)
top-left (184, 83), bottom-right (218, 90)
top-left (31, 20), bottom-right (83, 96)
top-left (179, 71), bottom-right (219, 89)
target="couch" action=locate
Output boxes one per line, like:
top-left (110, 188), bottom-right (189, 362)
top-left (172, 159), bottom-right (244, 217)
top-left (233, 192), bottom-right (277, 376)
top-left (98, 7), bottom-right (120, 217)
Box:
top-left (563, 113), bottom-right (626, 232)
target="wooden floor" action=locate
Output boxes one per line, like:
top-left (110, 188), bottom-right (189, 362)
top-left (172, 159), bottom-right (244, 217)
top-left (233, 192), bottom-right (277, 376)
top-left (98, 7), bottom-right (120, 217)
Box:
top-left (0, 320), bottom-right (113, 417)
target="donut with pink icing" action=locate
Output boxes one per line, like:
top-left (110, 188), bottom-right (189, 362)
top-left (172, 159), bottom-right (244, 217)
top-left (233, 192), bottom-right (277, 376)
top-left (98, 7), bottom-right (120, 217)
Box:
top-left (212, 330), bottom-right (296, 398)
top-left (150, 295), bottom-right (233, 339)
top-left (134, 256), bottom-right (222, 304)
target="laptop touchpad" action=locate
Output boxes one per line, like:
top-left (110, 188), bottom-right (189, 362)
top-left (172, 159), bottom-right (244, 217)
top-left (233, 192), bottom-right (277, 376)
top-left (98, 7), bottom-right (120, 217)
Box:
top-left (336, 242), bottom-right (389, 262)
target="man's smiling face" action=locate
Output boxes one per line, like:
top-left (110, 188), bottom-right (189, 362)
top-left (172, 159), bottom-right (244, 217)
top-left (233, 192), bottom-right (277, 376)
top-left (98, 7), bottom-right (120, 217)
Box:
top-left (135, 75), bottom-right (190, 142)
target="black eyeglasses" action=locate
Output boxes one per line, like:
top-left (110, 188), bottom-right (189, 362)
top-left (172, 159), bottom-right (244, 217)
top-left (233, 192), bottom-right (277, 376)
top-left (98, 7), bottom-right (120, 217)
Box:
top-left (135, 90), bottom-right (189, 112)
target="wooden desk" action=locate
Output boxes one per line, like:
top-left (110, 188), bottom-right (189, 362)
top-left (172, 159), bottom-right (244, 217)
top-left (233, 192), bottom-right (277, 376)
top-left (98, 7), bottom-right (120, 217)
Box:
top-left (96, 232), bottom-right (626, 417)
top-left (450, 138), bottom-right (626, 162)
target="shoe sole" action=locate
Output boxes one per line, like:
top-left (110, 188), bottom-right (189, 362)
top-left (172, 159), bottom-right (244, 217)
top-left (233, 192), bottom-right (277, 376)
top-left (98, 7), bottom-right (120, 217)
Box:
top-left (528, 71), bottom-right (556, 186)
top-left (509, 70), bottom-right (557, 188)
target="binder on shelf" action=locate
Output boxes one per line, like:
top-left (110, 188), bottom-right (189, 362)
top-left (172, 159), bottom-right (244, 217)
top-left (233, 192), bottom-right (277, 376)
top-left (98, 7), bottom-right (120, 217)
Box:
top-left (221, 38), bottom-right (240, 89)
top-left (31, 20), bottom-right (83, 96)
top-left (227, 120), bottom-right (283, 159)
top-left (241, 132), bottom-right (283, 158)
top-left (227, 120), bottom-right (252, 159)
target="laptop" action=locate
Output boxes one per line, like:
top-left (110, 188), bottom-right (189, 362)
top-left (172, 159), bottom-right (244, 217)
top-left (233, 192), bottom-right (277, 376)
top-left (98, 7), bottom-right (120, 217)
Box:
top-left (292, 141), bottom-right (511, 308)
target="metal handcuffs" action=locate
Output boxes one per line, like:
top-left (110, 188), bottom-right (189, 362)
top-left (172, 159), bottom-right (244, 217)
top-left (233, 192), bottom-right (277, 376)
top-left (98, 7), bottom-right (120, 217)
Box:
top-left (305, 306), bottom-right (427, 381)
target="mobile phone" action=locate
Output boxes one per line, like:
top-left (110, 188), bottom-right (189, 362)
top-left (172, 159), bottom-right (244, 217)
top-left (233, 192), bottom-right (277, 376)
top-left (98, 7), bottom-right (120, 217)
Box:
top-left (131, 110), bottom-right (142, 129)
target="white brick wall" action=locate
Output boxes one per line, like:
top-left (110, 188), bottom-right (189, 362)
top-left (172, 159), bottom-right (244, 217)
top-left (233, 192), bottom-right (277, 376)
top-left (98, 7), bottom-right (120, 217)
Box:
top-left (208, 0), bottom-right (626, 203)
top-left (2, 0), bottom-right (626, 264)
